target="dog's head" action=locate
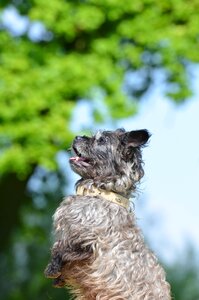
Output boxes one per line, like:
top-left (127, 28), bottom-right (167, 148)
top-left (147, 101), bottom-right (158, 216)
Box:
top-left (70, 129), bottom-right (150, 193)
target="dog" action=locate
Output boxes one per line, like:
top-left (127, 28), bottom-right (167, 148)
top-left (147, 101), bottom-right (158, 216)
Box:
top-left (44, 128), bottom-right (171, 299)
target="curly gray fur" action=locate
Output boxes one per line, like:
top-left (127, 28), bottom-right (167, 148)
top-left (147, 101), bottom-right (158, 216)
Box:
top-left (44, 129), bottom-right (171, 299)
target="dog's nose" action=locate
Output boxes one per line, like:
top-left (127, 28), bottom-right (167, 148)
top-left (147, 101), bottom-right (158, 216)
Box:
top-left (75, 136), bottom-right (82, 141)
top-left (74, 135), bottom-right (88, 142)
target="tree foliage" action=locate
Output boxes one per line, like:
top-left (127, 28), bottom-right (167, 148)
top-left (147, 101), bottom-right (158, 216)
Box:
top-left (0, 168), bottom-right (71, 300)
top-left (166, 246), bottom-right (199, 300)
top-left (1, 0), bottom-right (199, 177)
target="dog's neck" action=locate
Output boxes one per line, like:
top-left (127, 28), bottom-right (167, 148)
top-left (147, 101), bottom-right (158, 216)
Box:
top-left (76, 174), bottom-right (135, 199)
top-left (76, 185), bottom-right (130, 209)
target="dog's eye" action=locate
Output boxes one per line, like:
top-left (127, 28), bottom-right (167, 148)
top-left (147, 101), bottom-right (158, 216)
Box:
top-left (97, 136), bottom-right (106, 144)
top-left (126, 148), bottom-right (133, 157)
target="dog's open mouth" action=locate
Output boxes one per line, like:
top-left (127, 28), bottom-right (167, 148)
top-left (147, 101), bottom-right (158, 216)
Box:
top-left (70, 146), bottom-right (90, 165)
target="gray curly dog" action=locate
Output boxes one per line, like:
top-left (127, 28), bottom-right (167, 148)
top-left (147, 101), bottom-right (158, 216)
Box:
top-left (44, 128), bottom-right (171, 300)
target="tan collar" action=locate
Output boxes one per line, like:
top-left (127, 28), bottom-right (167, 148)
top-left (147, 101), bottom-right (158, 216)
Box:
top-left (76, 186), bottom-right (129, 209)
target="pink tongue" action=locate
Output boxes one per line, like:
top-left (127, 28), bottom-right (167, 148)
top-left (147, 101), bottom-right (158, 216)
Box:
top-left (70, 156), bottom-right (85, 162)
top-left (70, 156), bottom-right (80, 161)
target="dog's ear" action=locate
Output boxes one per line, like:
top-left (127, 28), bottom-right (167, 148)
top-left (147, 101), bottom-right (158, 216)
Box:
top-left (124, 130), bottom-right (150, 147)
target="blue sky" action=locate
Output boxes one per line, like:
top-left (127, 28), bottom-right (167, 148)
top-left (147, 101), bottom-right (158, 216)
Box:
top-left (70, 67), bottom-right (199, 263)
top-left (121, 67), bottom-right (199, 262)
top-left (120, 83), bottom-right (199, 262)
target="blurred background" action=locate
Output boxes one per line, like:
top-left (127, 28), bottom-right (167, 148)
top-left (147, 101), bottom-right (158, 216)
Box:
top-left (0, 1), bottom-right (199, 299)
